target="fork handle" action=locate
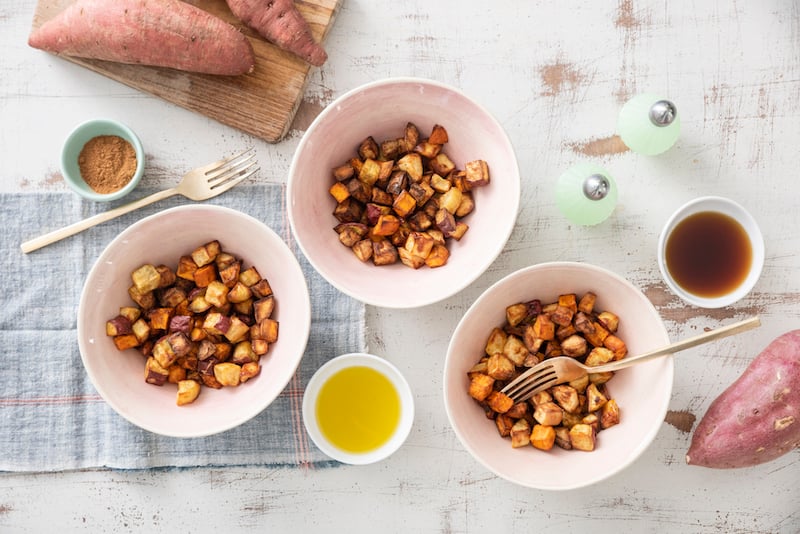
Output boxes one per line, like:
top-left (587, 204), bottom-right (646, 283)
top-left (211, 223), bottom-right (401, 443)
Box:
top-left (20, 188), bottom-right (179, 254)
top-left (592, 316), bottom-right (762, 374)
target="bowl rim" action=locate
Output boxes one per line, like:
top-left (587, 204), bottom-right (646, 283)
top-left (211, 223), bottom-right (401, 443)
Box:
top-left (301, 352), bottom-right (415, 464)
top-left (286, 76), bottom-right (521, 309)
top-left (77, 204), bottom-right (312, 438)
top-left (61, 118), bottom-right (145, 202)
top-left (657, 195), bottom-right (765, 308)
top-left (443, 261), bottom-right (673, 490)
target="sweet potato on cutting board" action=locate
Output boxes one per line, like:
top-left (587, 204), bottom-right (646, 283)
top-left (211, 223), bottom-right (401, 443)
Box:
top-left (28, 0), bottom-right (256, 75)
top-left (225, 0), bottom-right (328, 66)
top-left (686, 330), bottom-right (800, 468)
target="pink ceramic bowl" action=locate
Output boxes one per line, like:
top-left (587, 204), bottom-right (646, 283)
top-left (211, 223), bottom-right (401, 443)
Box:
top-left (443, 262), bottom-right (673, 490)
top-left (287, 77), bottom-right (520, 308)
top-left (78, 205), bottom-right (311, 438)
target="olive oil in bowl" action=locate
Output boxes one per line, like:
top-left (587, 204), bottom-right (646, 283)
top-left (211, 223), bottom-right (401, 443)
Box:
top-left (302, 353), bottom-right (414, 464)
top-left (316, 366), bottom-right (401, 453)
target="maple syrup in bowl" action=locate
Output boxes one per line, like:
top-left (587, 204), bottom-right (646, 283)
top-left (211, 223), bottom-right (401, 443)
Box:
top-left (658, 197), bottom-right (764, 308)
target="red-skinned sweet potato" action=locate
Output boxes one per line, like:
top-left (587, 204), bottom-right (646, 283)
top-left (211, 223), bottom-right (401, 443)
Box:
top-left (29, 0), bottom-right (256, 76)
top-left (686, 330), bottom-right (800, 468)
top-left (225, 0), bottom-right (327, 66)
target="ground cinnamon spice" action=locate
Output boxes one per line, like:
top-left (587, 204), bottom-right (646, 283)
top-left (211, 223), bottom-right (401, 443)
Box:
top-left (78, 135), bottom-right (137, 194)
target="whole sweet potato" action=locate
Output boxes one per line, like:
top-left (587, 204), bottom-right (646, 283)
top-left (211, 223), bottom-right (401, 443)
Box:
top-left (686, 330), bottom-right (800, 468)
top-left (225, 0), bottom-right (327, 66)
top-left (29, 0), bottom-right (256, 76)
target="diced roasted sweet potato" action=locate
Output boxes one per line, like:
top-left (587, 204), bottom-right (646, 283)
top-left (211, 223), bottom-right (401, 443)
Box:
top-left (251, 318), bottom-right (279, 343)
top-left (358, 158), bottom-right (382, 186)
top-left (533, 401), bottom-right (564, 427)
top-left (128, 284), bottom-right (155, 309)
top-left (429, 173), bottom-right (451, 193)
top-left (505, 402), bottom-right (529, 419)
top-left (329, 181), bottom-right (350, 203)
top-left (532, 314), bottom-right (555, 341)
top-left (600, 399), bottom-right (620, 429)
top-left (213, 362), bottom-right (241, 387)
top-left (176, 255), bottom-right (198, 281)
top-left (352, 239), bottom-right (373, 262)
top-left (561, 334), bottom-right (588, 358)
top-left (428, 124), bottom-right (449, 145)
top-left (495, 413), bottom-right (514, 437)
top-left (358, 136), bottom-right (379, 160)
top-left (550, 305), bottom-right (574, 327)
top-left (531, 424), bottom-right (556, 451)
top-left (439, 187), bottom-right (463, 214)
top-left (131, 264), bottom-right (161, 293)
top-left (147, 308), bottom-right (174, 331)
top-left (487, 353), bottom-right (515, 381)
top-left (429, 152), bottom-right (456, 176)
top-left (113, 333), bottom-right (139, 351)
top-left (569, 423), bottom-right (596, 451)
top-left (585, 347), bottom-right (615, 367)
top-left (240, 361), bottom-right (261, 383)
top-left (204, 280), bottom-right (229, 308)
top-left (503, 335), bottom-right (530, 366)
top-left (372, 240), bottom-right (398, 266)
top-left (424, 244), bottom-right (450, 268)
top-left (106, 315), bottom-right (133, 336)
top-left (397, 153), bottom-right (423, 182)
top-left (454, 192), bottom-right (475, 217)
top-left (551, 385), bottom-right (580, 414)
top-left (486, 391), bottom-right (514, 414)
top-left (464, 159), bottom-right (490, 188)
top-left (584, 321), bottom-right (610, 347)
top-left (505, 303), bottom-right (529, 327)
top-left (468, 373), bottom-right (495, 401)
top-left (332, 163), bottom-right (354, 181)
top-left (603, 334), bottom-right (628, 360)
top-left (392, 190), bottom-right (417, 219)
top-left (413, 140), bottom-right (442, 159)
top-left (193, 264), bottom-right (217, 288)
top-left (586, 383), bottom-right (608, 412)
top-left (577, 292), bottom-right (597, 314)
top-left (191, 240), bottom-right (220, 267)
top-left (372, 214), bottom-right (401, 237)
top-left (510, 419), bottom-right (532, 448)
top-left (485, 327), bottom-right (507, 356)
top-left (144, 356), bottom-right (169, 386)
top-left (176, 379), bottom-right (201, 405)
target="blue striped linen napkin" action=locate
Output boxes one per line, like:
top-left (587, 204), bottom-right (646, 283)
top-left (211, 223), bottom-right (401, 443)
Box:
top-left (0, 184), bottom-right (365, 471)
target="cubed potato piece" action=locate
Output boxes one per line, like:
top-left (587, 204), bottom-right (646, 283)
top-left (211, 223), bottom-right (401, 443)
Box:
top-left (372, 240), bottom-right (398, 266)
top-left (385, 170), bottom-right (408, 195)
top-left (429, 152), bottom-right (456, 176)
top-left (226, 281), bottom-right (253, 304)
top-left (358, 136), bottom-right (379, 160)
top-left (486, 391), bottom-right (514, 414)
top-left (485, 327), bottom-right (507, 356)
top-left (131, 318), bottom-right (151, 343)
top-left (603, 335), bottom-right (628, 360)
top-left (556, 323), bottom-right (578, 341)
top-left (250, 279), bottom-right (273, 299)
top-left (380, 139), bottom-right (401, 160)
top-left (240, 362), bottom-right (261, 383)
top-left (144, 356), bottom-right (169, 386)
top-left (561, 334), bottom-right (588, 358)
top-left (253, 296), bottom-right (275, 323)
top-left (584, 321), bottom-right (610, 347)
top-left (332, 163), bottom-right (354, 181)
top-left (113, 334), bottom-right (139, 351)
top-left (500, 336), bottom-right (528, 366)
top-left (577, 292), bottom-right (597, 314)
top-left (392, 190), bottom-right (417, 219)
top-left (409, 182), bottom-right (435, 207)
top-left (224, 316), bottom-right (250, 344)
top-left (239, 266), bottom-right (262, 287)
top-left (585, 347), bottom-right (615, 367)
top-left (468, 373), bottom-right (495, 401)
top-left (424, 244), bottom-right (450, 268)
top-left (213, 362), bottom-right (242, 387)
top-left (434, 208), bottom-right (456, 237)
top-left (231, 340), bottom-right (257, 365)
top-left (586, 383), bottom-right (608, 412)
top-left (176, 379), bottom-right (201, 405)
top-left (439, 187), bottom-right (462, 214)
top-left (428, 124), bottom-right (449, 144)
top-left (549, 305), bottom-right (574, 327)
top-left (505, 402), bottom-right (529, 419)
top-left (531, 424), bottom-right (556, 451)
top-left (131, 264), bottom-right (161, 293)
top-left (557, 293), bottom-right (578, 313)
top-left (152, 336), bottom-right (177, 368)
top-left (532, 314), bottom-right (555, 341)
top-left (588, 371), bottom-right (615, 385)
top-left (203, 312), bottom-right (231, 336)
top-left (510, 419), bottom-right (532, 448)
top-left (405, 232), bottom-right (435, 259)
top-left (454, 192), bottom-right (475, 217)
top-left (529, 390), bottom-right (552, 406)
top-left (596, 311), bottom-right (620, 332)
top-left (358, 158), bottom-right (382, 186)
top-left (191, 240), bottom-right (220, 267)
top-left (430, 173), bottom-right (451, 193)
top-left (568, 374), bottom-right (590, 393)
top-left (487, 353), bottom-right (515, 381)
top-left (204, 280), bottom-right (229, 308)
top-left (193, 264), bottom-right (217, 288)
top-left (573, 312), bottom-right (595, 336)
top-left (554, 426), bottom-right (572, 450)
top-left (403, 122), bottom-right (420, 151)
top-left (167, 364), bottom-right (187, 384)
top-left (346, 177), bottom-right (371, 203)
top-left (352, 239), bottom-right (373, 262)
top-left (582, 413), bottom-right (600, 432)
top-left (176, 255), bottom-right (198, 281)
top-left (218, 261), bottom-right (241, 288)
top-left (396, 153), bottom-right (423, 182)
top-left (147, 308), bottom-right (174, 331)
top-left (398, 247), bottom-right (425, 269)
top-left (464, 159), bottom-right (490, 188)
top-left (106, 315), bottom-right (133, 336)
top-left (372, 214), bottom-right (401, 237)
top-left (506, 303), bottom-right (529, 327)
top-left (600, 399), bottom-right (621, 429)
top-left (522, 324), bottom-right (544, 353)
top-left (413, 140), bottom-right (442, 159)
top-left (495, 414), bottom-right (514, 437)
top-left (251, 318), bottom-right (279, 343)
top-left (551, 385), bottom-right (580, 414)
top-left (533, 401), bottom-right (564, 426)
top-left (569, 424), bottom-right (596, 451)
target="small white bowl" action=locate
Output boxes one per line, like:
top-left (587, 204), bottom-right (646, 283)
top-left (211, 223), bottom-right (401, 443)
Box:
top-left (302, 353), bottom-right (414, 464)
top-left (658, 196), bottom-right (765, 308)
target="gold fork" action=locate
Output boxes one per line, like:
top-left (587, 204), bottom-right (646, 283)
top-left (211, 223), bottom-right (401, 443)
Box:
top-left (501, 316), bottom-right (761, 404)
top-left (21, 148), bottom-right (258, 254)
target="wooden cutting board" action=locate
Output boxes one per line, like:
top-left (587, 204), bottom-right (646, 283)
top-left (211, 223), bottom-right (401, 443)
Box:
top-left (30, 0), bottom-right (341, 143)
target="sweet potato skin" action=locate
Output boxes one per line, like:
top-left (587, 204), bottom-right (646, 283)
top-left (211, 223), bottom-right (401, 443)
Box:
top-left (225, 0), bottom-right (327, 66)
top-left (686, 330), bottom-right (800, 468)
top-left (28, 0), bottom-right (256, 76)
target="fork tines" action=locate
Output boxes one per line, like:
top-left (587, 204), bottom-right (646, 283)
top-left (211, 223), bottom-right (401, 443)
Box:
top-left (502, 365), bottom-right (558, 404)
top-left (206, 147), bottom-right (259, 188)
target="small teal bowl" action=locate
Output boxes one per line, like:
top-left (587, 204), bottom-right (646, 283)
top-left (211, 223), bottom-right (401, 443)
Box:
top-left (61, 119), bottom-right (145, 202)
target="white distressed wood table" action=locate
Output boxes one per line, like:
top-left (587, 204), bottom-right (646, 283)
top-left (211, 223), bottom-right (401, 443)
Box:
top-left (1, 1), bottom-right (798, 532)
